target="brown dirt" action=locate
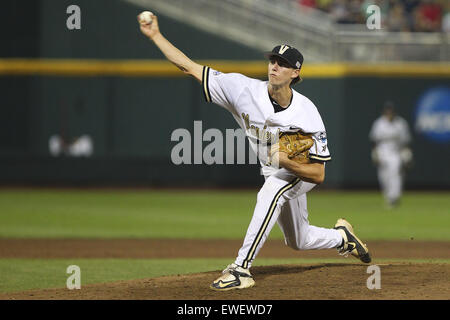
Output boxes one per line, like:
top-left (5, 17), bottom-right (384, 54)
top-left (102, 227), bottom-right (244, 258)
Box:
top-left (1, 238), bottom-right (449, 259)
top-left (0, 239), bottom-right (449, 300)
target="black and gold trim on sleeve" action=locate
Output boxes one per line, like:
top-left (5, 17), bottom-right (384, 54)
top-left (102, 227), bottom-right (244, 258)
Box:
top-left (202, 66), bottom-right (211, 103)
top-left (309, 154), bottom-right (332, 162)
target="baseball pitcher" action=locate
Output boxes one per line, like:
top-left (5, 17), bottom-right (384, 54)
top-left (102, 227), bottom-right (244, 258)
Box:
top-left (138, 12), bottom-right (371, 291)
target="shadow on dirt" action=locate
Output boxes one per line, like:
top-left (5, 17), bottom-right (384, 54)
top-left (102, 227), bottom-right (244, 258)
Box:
top-left (253, 263), bottom-right (365, 279)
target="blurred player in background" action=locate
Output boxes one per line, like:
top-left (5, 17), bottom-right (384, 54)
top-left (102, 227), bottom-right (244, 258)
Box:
top-left (369, 101), bottom-right (412, 208)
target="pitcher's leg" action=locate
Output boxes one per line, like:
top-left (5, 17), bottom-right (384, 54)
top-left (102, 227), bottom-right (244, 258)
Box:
top-left (235, 174), bottom-right (300, 269)
top-left (278, 194), bottom-right (342, 251)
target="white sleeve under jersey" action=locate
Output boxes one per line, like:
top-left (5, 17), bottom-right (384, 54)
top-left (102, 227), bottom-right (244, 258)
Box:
top-left (201, 66), bottom-right (250, 113)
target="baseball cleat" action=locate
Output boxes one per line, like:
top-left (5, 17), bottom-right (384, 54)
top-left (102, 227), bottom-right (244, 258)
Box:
top-left (210, 263), bottom-right (255, 291)
top-left (334, 218), bottom-right (371, 263)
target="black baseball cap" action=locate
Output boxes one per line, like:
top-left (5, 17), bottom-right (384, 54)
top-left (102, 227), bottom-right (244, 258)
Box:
top-left (264, 45), bottom-right (304, 70)
top-left (383, 100), bottom-right (396, 113)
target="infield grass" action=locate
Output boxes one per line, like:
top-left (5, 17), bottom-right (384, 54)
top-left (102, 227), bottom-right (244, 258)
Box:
top-left (0, 189), bottom-right (450, 240)
top-left (1, 258), bottom-right (449, 293)
top-left (0, 189), bottom-right (449, 240)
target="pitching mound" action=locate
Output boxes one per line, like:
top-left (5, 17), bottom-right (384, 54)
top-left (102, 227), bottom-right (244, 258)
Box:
top-left (2, 263), bottom-right (449, 300)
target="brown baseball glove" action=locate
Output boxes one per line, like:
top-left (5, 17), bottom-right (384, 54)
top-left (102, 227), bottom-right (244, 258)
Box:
top-left (271, 131), bottom-right (314, 165)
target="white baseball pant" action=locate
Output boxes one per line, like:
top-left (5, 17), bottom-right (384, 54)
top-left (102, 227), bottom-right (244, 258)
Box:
top-left (377, 153), bottom-right (403, 204)
top-left (235, 168), bottom-right (343, 269)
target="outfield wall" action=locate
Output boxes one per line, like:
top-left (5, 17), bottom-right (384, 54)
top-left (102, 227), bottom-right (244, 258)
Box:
top-left (0, 0), bottom-right (449, 188)
top-left (1, 66), bottom-right (449, 188)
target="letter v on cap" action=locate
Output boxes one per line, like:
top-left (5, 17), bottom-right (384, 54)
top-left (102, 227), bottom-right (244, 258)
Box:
top-left (278, 45), bottom-right (289, 54)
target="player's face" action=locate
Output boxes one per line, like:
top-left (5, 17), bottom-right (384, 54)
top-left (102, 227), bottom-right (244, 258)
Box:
top-left (268, 57), bottom-right (298, 87)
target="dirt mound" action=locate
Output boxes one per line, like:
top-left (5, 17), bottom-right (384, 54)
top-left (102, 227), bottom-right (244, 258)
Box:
top-left (1, 263), bottom-right (449, 300)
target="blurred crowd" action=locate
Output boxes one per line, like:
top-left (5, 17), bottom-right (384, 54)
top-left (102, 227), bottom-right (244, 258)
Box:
top-left (297, 0), bottom-right (450, 32)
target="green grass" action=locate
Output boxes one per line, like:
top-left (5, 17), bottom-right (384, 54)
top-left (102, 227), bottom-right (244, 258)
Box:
top-left (0, 189), bottom-right (449, 240)
top-left (1, 258), bottom-right (448, 293)
top-left (0, 258), bottom-right (229, 293)
top-left (1, 189), bottom-right (448, 294)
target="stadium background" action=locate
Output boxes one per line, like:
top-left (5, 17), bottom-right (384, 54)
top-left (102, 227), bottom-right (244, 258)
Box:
top-left (0, 0), bottom-right (449, 300)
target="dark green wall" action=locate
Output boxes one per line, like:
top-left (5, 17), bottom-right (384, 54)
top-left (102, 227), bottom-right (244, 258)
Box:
top-left (2, 74), bottom-right (449, 188)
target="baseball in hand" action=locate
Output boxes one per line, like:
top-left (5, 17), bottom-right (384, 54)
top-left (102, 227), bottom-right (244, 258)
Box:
top-left (138, 11), bottom-right (153, 25)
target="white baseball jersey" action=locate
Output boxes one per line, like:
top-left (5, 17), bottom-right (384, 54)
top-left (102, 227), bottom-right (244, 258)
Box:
top-left (202, 66), bottom-right (331, 176)
top-left (369, 116), bottom-right (411, 156)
